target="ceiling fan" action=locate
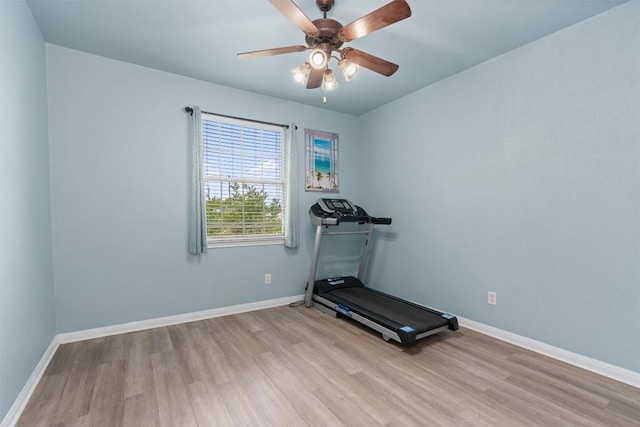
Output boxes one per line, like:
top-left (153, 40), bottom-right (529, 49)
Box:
top-left (237, 0), bottom-right (412, 90)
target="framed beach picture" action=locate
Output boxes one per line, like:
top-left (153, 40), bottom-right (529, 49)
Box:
top-left (305, 128), bottom-right (339, 192)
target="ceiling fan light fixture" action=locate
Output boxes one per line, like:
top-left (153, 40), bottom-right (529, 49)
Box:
top-left (309, 49), bottom-right (328, 69)
top-left (322, 69), bottom-right (339, 91)
top-left (338, 58), bottom-right (359, 81)
top-left (292, 62), bottom-right (311, 83)
top-left (238, 0), bottom-right (412, 103)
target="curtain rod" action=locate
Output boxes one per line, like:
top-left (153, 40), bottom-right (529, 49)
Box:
top-left (184, 107), bottom-right (295, 129)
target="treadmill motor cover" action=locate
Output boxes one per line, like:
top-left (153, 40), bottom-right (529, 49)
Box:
top-left (314, 276), bottom-right (364, 295)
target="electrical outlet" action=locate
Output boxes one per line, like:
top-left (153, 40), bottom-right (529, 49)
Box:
top-left (488, 291), bottom-right (497, 305)
top-left (264, 273), bottom-right (272, 285)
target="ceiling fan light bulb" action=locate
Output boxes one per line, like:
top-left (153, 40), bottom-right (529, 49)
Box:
top-left (322, 69), bottom-right (339, 91)
top-left (309, 49), bottom-right (328, 69)
top-left (292, 62), bottom-right (311, 83)
top-left (338, 59), bottom-right (359, 81)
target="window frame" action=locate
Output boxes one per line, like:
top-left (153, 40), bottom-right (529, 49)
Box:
top-left (200, 112), bottom-right (286, 248)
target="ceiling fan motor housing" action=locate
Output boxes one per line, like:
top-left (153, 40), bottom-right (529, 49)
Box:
top-left (305, 18), bottom-right (343, 50)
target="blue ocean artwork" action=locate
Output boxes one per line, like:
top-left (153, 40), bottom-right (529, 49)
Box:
top-left (314, 139), bottom-right (331, 174)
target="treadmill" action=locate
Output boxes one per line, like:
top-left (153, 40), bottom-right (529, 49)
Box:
top-left (305, 198), bottom-right (458, 346)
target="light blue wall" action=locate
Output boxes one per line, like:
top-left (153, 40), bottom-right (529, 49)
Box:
top-left (359, 0), bottom-right (640, 372)
top-left (0, 0), bottom-right (56, 419)
top-left (46, 45), bottom-right (362, 333)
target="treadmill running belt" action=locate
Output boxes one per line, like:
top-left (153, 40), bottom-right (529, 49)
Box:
top-left (327, 287), bottom-right (449, 333)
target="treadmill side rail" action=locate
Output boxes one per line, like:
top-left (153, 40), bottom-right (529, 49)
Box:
top-left (312, 294), bottom-right (404, 345)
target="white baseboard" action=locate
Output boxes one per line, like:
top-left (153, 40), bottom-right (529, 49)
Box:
top-left (57, 294), bottom-right (304, 344)
top-left (458, 316), bottom-right (640, 389)
top-left (1, 337), bottom-right (60, 427)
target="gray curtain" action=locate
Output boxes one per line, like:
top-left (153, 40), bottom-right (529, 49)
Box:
top-left (283, 124), bottom-right (299, 248)
top-left (189, 106), bottom-right (207, 254)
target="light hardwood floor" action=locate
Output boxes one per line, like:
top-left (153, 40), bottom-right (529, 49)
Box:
top-left (17, 304), bottom-right (640, 426)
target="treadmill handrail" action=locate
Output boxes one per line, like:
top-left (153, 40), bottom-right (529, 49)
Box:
top-left (371, 217), bottom-right (392, 225)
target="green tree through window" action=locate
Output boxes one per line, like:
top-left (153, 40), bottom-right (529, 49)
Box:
top-left (206, 182), bottom-right (282, 235)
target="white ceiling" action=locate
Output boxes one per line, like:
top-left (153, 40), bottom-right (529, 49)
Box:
top-left (26, 0), bottom-right (627, 115)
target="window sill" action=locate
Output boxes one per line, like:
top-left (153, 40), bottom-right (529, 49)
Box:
top-left (207, 237), bottom-right (284, 249)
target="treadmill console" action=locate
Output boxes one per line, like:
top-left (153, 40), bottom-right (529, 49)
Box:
top-left (309, 198), bottom-right (392, 226)
top-left (317, 198), bottom-right (359, 217)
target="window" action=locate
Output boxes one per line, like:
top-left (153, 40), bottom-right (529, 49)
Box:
top-left (201, 113), bottom-right (285, 247)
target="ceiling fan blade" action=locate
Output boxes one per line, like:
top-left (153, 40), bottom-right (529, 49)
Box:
top-left (269, 0), bottom-right (320, 37)
top-left (339, 0), bottom-right (411, 42)
top-left (341, 48), bottom-right (399, 76)
top-left (237, 45), bottom-right (307, 59)
top-left (306, 67), bottom-right (324, 89)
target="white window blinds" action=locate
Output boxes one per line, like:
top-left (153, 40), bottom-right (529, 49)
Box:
top-left (201, 113), bottom-right (285, 245)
